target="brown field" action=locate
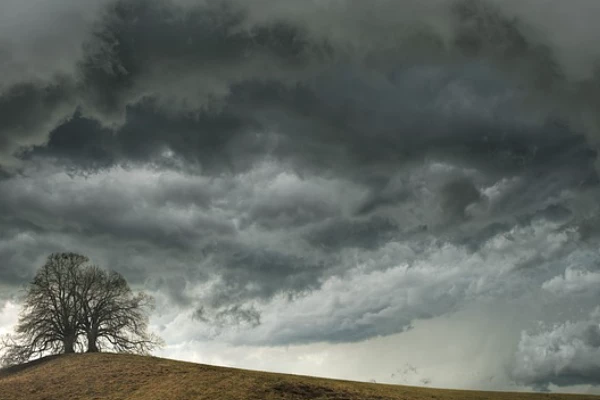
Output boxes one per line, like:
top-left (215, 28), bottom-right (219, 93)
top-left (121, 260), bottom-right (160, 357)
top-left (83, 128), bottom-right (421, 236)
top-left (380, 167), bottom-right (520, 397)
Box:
top-left (0, 353), bottom-right (598, 400)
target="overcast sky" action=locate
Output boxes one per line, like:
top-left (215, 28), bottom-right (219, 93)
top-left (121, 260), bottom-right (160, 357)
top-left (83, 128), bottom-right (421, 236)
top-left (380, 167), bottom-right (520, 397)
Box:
top-left (2, 0), bottom-right (600, 393)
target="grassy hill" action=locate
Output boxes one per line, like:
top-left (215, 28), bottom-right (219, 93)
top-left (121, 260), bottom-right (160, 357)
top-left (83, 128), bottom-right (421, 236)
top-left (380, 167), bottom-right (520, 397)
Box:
top-left (0, 353), bottom-right (599, 400)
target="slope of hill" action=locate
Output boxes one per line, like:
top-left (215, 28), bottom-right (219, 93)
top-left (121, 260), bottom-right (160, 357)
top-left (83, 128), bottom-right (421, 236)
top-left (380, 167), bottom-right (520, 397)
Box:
top-left (0, 353), bottom-right (598, 400)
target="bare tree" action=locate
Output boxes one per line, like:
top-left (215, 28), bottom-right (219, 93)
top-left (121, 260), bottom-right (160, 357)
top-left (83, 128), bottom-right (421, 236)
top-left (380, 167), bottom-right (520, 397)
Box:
top-left (0, 334), bottom-right (34, 368)
top-left (78, 266), bottom-right (162, 354)
top-left (1, 253), bottom-right (88, 366)
top-left (0, 252), bottom-right (162, 367)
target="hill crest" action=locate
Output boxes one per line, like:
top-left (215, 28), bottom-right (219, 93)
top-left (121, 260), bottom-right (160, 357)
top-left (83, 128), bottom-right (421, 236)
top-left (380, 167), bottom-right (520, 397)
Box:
top-left (1, 353), bottom-right (598, 400)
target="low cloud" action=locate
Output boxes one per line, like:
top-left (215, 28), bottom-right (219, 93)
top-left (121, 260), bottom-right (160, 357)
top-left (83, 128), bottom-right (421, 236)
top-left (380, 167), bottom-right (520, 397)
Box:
top-left (543, 268), bottom-right (600, 296)
top-left (513, 309), bottom-right (600, 389)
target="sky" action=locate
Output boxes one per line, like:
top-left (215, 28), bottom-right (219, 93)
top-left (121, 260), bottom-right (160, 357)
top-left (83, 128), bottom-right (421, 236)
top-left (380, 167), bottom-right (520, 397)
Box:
top-left (1, 0), bottom-right (600, 393)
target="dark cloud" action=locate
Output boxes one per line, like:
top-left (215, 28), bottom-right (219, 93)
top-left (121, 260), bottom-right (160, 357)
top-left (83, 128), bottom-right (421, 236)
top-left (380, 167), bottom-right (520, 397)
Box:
top-left (452, 0), bottom-right (564, 93)
top-left (578, 216), bottom-right (600, 242)
top-left (452, 222), bottom-right (511, 252)
top-left (307, 216), bottom-right (399, 251)
top-left (0, 0), bottom-right (328, 170)
top-left (26, 65), bottom-right (594, 184)
top-left (1, 0), bottom-right (596, 175)
top-left (211, 242), bottom-right (326, 305)
top-left (439, 178), bottom-right (482, 221)
top-left (26, 111), bottom-right (116, 171)
top-left (0, 78), bottom-right (76, 165)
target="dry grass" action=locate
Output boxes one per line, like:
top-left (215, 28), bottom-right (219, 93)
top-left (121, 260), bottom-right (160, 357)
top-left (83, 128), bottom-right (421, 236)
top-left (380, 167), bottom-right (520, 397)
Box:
top-left (0, 353), bottom-right (598, 400)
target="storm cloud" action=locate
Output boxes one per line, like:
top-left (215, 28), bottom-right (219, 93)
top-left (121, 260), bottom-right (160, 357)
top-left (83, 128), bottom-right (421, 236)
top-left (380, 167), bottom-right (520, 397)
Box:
top-left (2, 0), bottom-right (600, 392)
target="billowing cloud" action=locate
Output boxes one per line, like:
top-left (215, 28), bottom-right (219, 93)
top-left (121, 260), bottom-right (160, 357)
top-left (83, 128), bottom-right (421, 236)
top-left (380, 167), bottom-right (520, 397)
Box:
top-left (513, 309), bottom-right (600, 389)
top-left (543, 267), bottom-right (600, 296)
top-left (0, 0), bottom-right (598, 172)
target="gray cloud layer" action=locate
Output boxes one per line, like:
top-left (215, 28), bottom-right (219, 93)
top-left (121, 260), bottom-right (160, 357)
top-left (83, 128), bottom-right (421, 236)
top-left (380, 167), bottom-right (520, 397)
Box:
top-left (2, 0), bottom-right (600, 390)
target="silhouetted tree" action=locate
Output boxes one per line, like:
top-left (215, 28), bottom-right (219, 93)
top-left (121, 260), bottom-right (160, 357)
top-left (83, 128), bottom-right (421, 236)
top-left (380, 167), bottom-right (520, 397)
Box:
top-left (0, 252), bottom-right (162, 367)
top-left (0, 253), bottom-right (87, 367)
top-left (78, 265), bottom-right (161, 354)
top-left (0, 334), bottom-right (35, 367)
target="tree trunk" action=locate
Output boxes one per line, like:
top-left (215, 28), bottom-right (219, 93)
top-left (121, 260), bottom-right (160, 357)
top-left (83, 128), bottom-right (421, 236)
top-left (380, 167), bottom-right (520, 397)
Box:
top-left (87, 331), bottom-right (99, 353)
top-left (63, 335), bottom-right (76, 354)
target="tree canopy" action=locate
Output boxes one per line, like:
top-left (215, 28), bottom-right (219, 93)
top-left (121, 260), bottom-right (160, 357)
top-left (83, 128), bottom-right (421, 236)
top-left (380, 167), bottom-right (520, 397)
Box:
top-left (0, 252), bottom-right (162, 367)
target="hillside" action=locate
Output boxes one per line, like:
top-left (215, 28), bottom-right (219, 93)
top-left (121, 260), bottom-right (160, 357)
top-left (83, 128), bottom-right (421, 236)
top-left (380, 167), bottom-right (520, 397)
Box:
top-left (0, 353), bottom-right (598, 400)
